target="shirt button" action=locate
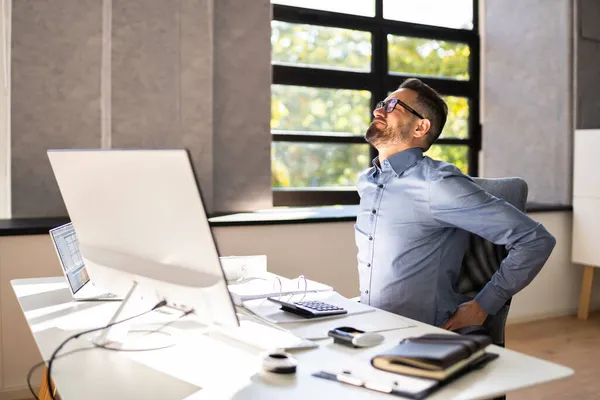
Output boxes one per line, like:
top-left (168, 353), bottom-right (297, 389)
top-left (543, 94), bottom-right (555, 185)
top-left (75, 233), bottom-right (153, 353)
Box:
top-left (378, 184), bottom-right (384, 188)
top-left (368, 236), bottom-right (373, 241)
top-left (367, 263), bottom-right (371, 268)
top-left (372, 209), bottom-right (376, 214)
top-left (365, 290), bottom-right (369, 294)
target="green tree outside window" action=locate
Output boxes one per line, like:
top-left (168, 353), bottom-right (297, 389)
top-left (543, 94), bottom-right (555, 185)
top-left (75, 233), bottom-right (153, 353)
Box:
top-left (271, 23), bottom-right (471, 188)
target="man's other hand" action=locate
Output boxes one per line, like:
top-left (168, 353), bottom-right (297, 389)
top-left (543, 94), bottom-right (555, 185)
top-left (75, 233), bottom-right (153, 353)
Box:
top-left (441, 299), bottom-right (488, 331)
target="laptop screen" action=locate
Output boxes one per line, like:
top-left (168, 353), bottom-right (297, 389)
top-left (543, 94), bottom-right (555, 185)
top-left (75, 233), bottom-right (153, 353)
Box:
top-left (50, 223), bottom-right (90, 294)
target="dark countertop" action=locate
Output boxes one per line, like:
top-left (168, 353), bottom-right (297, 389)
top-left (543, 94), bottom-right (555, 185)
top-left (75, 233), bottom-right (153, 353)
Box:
top-left (0, 203), bottom-right (573, 235)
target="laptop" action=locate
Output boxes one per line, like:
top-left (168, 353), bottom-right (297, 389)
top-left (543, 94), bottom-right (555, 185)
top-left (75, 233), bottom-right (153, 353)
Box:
top-left (49, 223), bottom-right (121, 301)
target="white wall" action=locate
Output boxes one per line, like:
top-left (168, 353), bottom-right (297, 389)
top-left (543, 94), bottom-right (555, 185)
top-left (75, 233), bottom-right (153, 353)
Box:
top-left (507, 212), bottom-right (599, 322)
top-left (0, 211), bottom-right (595, 397)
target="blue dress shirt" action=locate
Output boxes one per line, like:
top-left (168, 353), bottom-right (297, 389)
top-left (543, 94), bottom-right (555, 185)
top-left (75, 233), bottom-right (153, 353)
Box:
top-left (355, 147), bottom-right (556, 326)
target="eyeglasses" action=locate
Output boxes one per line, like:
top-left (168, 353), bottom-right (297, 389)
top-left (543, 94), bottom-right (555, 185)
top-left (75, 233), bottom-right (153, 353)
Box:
top-left (375, 98), bottom-right (425, 120)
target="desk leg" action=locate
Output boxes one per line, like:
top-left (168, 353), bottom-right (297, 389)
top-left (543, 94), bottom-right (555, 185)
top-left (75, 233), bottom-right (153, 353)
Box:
top-left (38, 367), bottom-right (57, 400)
top-left (578, 265), bottom-right (595, 321)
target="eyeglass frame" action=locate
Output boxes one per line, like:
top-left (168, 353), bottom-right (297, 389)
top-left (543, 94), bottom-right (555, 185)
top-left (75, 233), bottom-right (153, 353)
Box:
top-left (375, 98), bottom-right (425, 120)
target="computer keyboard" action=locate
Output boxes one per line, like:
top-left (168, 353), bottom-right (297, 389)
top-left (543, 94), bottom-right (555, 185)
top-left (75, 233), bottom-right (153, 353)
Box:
top-left (213, 319), bottom-right (318, 351)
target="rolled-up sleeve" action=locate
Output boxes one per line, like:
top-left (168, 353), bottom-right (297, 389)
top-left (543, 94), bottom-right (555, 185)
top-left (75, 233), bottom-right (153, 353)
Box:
top-left (428, 173), bottom-right (556, 315)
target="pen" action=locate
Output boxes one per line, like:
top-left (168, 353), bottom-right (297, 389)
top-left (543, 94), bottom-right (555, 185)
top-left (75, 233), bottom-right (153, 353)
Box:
top-left (336, 371), bottom-right (363, 386)
top-left (337, 370), bottom-right (394, 393)
top-left (313, 370), bottom-right (418, 398)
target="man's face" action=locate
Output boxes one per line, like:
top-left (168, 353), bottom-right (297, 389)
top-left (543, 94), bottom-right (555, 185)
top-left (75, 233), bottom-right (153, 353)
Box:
top-left (365, 88), bottom-right (422, 148)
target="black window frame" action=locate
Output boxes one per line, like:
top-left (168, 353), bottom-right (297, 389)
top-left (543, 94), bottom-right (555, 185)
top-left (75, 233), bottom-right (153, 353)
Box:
top-left (271, 0), bottom-right (481, 207)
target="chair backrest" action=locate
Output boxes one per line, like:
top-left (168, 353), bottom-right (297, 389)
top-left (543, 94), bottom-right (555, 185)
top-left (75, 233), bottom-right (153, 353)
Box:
top-left (458, 178), bottom-right (528, 347)
top-left (458, 177), bottom-right (529, 298)
top-left (457, 177), bottom-right (528, 347)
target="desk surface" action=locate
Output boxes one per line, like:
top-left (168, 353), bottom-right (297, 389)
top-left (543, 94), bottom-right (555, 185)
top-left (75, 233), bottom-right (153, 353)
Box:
top-left (12, 277), bottom-right (573, 400)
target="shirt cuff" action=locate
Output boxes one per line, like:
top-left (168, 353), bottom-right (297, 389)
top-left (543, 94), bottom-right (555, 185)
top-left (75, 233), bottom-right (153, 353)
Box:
top-left (475, 284), bottom-right (509, 316)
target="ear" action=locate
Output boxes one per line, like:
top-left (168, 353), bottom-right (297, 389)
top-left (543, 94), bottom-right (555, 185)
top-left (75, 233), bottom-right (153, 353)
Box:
top-left (414, 119), bottom-right (431, 138)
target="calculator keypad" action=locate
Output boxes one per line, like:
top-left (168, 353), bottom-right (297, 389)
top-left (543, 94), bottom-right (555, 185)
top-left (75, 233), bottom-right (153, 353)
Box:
top-left (294, 301), bottom-right (344, 312)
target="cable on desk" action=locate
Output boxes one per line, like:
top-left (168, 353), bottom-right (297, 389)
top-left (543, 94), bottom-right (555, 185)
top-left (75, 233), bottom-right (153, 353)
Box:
top-left (44, 300), bottom-right (167, 400)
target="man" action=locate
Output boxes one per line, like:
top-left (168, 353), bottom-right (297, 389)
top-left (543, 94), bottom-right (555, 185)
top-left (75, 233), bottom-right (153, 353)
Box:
top-left (355, 78), bottom-right (556, 331)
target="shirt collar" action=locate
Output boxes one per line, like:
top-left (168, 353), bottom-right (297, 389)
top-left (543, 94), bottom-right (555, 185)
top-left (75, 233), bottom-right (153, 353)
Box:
top-left (372, 147), bottom-right (424, 175)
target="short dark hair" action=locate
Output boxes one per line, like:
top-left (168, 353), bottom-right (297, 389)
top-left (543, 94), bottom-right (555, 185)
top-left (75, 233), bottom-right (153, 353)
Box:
top-left (399, 78), bottom-right (448, 149)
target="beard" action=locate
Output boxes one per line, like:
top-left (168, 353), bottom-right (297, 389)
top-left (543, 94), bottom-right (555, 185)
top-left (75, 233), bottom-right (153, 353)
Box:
top-left (364, 120), bottom-right (411, 147)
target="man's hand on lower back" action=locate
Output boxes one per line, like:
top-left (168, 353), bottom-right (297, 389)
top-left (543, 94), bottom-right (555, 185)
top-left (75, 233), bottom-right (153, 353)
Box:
top-left (440, 299), bottom-right (488, 331)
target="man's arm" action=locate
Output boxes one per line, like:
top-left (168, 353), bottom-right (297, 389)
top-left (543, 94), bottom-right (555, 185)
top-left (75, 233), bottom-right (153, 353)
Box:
top-left (429, 173), bottom-right (556, 317)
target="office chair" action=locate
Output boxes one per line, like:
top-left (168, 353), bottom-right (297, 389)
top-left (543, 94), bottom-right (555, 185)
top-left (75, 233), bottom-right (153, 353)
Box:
top-left (457, 177), bottom-right (529, 348)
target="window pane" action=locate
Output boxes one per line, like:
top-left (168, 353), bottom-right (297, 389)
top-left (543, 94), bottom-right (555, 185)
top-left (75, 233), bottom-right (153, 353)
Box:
top-left (271, 22), bottom-right (372, 72)
top-left (425, 145), bottom-right (468, 174)
top-left (383, 0), bottom-right (473, 30)
top-left (271, 85), bottom-right (371, 135)
top-left (272, 0), bottom-right (375, 17)
top-left (388, 35), bottom-right (470, 80)
top-left (272, 143), bottom-right (370, 188)
top-left (440, 97), bottom-right (469, 139)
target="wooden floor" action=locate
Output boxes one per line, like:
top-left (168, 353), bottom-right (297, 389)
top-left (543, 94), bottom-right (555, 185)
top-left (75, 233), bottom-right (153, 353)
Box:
top-left (505, 312), bottom-right (600, 399)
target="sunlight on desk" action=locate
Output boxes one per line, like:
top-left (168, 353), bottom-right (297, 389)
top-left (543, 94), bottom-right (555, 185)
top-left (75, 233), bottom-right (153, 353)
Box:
top-left (12, 279), bottom-right (69, 297)
top-left (12, 277), bottom-right (575, 399)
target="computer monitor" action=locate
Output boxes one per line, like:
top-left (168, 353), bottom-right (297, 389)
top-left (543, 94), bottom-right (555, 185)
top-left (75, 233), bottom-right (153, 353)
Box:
top-left (47, 148), bottom-right (239, 334)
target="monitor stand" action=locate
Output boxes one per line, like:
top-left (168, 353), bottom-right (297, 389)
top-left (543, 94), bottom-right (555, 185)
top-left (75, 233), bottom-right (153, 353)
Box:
top-left (90, 282), bottom-right (318, 354)
top-left (92, 281), bottom-right (176, 351)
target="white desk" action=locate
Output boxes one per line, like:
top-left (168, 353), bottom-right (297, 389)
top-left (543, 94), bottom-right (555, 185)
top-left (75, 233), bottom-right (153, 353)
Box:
top-left (12, 277), bottom-right (573, 400)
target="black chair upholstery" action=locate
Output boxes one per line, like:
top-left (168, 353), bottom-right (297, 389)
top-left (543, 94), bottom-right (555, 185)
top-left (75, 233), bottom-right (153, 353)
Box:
top-left (457, 177), bottom-right (529, 347)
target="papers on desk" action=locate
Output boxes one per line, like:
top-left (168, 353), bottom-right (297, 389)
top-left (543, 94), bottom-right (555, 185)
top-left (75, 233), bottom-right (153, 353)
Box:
top-left (227, 272), bottom-right (333, 306)
top-left (242, 291), bottom-right (374, 324)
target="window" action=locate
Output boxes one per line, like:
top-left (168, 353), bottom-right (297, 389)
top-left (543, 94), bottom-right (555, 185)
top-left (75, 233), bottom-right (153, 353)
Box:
top-left (271, 85), bottom-right (371, 135)
top-left (272, 142), bottom-right (371, 188)
top-left (383, 0), bottom-right (473, 30)
top-left (271, 0), bottom-right (480, 206)
top-left (387, 36), bottom-right (470, 80)
top-left (272, 0), bottom-right (375, 17)
top-left (272, 22), bottom-right (372, 72)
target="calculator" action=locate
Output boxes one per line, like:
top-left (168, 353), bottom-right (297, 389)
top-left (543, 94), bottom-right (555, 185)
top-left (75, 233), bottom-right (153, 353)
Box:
top-left (267, 298), bottom-right (348, 318)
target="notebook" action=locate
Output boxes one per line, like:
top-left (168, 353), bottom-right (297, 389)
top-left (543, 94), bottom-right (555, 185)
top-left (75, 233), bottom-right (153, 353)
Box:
top-left (371, 333), bottom-right (493, 381)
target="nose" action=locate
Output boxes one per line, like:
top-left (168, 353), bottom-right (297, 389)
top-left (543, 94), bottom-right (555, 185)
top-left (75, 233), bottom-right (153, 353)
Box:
top-left (373, 107), bottom-right (386, 119)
